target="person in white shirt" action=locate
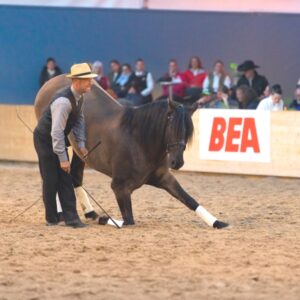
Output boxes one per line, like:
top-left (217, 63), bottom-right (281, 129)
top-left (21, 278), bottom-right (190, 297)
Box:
top-left (257, 84), bottom-right (284, 111)
top-left (127, 58), bottom-right (154, 105)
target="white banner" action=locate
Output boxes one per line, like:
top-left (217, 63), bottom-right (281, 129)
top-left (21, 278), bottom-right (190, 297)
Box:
top-left (199, 110), bottom-right (270, 163)
top-left (1, 0), bottom-right (300, 13)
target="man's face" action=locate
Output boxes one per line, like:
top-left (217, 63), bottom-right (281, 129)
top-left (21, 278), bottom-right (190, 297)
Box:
top-left (47, 60), bottom-right (55, 70)
top-left (169, 61), bottom-right (178, 74)
top-left (73, 78), bottom-right (93, 94)
top-left (244, 69), bottom-right (255, 79)
top-left (110, 62), bottom-right (119, 73)
top-left (271, 93), bottom-right (282, 104)
top-left (136, 61), bottom-right (145, 72)
top-left (236, 89), bottom-right (244, 102)
top-left (214, 62), bottom-right (223, 74)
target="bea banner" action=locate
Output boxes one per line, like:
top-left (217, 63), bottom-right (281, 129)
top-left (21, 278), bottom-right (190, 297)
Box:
top-left (199, 110), bottom-right (270, 163)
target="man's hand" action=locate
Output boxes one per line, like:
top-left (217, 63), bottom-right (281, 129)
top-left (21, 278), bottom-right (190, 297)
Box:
top-left (60, 161), bottom-right (70, 173)
top-left (80, 147), bottom-right (88, 158)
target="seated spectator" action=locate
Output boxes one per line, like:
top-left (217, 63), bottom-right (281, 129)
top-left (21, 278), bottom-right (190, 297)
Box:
top-left (108, 59), bottom-right (122, 94)
top-left (263, 85), bottom-right (271, 98)
top-left (197, 60), bottom-right (231, 107)
top-left (237, 60), bottom-right (269, 99)
top-left (115, 63), bottom-right (134, 98)
top-left (289, 87), bottom-right (300, 110)
top-left (39, 57), bottom-right (62, 87)
top-left (236, 85), bottom-right (259, 109)
top-left (202, 60), bottom-right (231, 95)
top-left (184, 56), bottom-right (207, 101)
top-left (92, 61), bottom-right (109, 90)
top-left (157, 59), bottom-right (186, 102)
top-left (257, 84), bottom-right (284, 111)
top-left (126, 58), bottom-right (154, 106)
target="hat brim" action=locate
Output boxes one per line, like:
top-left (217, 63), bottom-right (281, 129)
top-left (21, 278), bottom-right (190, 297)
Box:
top-left (237, 65), bottom-right (260, 72)
top-left (66, 73), bottom-right (98, 79)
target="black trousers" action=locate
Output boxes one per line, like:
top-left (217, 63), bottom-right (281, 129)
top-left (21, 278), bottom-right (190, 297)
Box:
top-left (70, 151), bottom-right (85, 188)
top-left (33, 130), bottom-right (80, 224)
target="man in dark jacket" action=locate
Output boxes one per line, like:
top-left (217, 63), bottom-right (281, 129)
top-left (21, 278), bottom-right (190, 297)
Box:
top-left (39, 57), bottom-right (62, 87)
top-left (236, 60), bottom-right (269, 99)
top-left (34, 63), bottom-right (97, 227)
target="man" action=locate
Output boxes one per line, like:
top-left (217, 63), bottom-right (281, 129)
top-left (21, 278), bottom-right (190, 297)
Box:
top-left (289, 86), bottom-right (300, 110)
top-left (127, 58), bottom-right (154, 105)
top-left (39, 57), bottom-right (62, 87)
top-left (236, 60), bottom-right (269, 99)
top-left (33, 63), bottom-right (97, 227)
top-left (157, 59), bottom-right (186, 102)
top-left (257, 84), bottom-right (284, 111)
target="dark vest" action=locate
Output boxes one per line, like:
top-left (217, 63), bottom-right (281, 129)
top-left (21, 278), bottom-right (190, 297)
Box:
top-left (208, 72), bottom-right (225, 94)
top-left (132, 71), bottom-right (148, 93)
top-left (35, 86), bottom-right (83, 143)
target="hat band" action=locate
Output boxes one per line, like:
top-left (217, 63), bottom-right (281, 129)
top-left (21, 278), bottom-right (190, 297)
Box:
top-left (72, 71), bottom-right (92, 77)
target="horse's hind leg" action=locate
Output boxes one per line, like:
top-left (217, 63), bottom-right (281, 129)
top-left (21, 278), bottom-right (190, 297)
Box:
top-left (111, 179), bottom-right (135, 226)
top-left (148, 171), bottom-right (228, 229)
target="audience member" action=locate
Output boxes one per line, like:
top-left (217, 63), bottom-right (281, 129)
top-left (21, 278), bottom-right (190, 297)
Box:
top-left (39, 57), bottom-right (62, 87)
top-left (257, 84), bottom-right (284, 111)
top-left (115, 63), bottom-right (134, 98)
top-left (202, 60), bottom-right (231, 95)
top-left (108, 59), bottom-right (122, 94)
top-left (197, 60), bottom-right (231, 107)
top-left (157, 59), bottom-right (186, 101)
top-left (236, 60), bottom-right (269, 99)
top-left (92, 61), bottom-right (110, 90)
top-left (184, 56), bottom-right (207, 100)
top-left (236, 85), bottom-right (259, 109)
top-left (126, 58), bottom-right (154, 105)
top-left (289, 86), bottom-right (300, 110)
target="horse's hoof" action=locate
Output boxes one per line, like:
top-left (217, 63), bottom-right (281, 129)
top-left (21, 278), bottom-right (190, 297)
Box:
top-left (98, 216), bottom-right (109, 225)
top-left (123, 220), bottom-right (135, 226)
top-left (213, 220), bottom-right (229, 229)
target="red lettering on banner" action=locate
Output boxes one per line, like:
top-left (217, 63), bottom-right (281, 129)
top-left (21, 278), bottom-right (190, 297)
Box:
top-left (225, 117), bottom-right (242, 152)
top-left (240, 118), bottom-right (260, 153)
top-left (209, 117), bottom-right (226, 151)
top-left (209, 117), bottom-right (260, 153)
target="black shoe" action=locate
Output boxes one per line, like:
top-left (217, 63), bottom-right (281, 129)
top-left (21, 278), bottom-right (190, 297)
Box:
top-left (46, 222), bottom-right (58, 226)
top-left (66, 220), bottom-right (87, 228)
top-left (84, 211), bottom-right (99, 220)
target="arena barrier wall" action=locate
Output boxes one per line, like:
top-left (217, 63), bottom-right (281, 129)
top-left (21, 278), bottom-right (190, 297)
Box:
top-left (1, 105), bottom-right (299, 177)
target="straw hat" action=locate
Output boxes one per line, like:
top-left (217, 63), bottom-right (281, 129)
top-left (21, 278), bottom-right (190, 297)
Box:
top-left (66, 63), bottom-right (98, 79)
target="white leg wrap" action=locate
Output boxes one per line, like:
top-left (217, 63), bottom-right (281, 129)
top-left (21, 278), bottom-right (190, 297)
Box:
top-left (56, 193), bottom-right (63, 213)
top-left (107, 218), bottom-right (124, 228)
top-left (196, 205), bottom-right (217, 227)
top-left (74, 187), bottom-right (94, 214)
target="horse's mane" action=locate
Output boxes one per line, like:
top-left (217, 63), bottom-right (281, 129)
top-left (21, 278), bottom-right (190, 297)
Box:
top-left (121, 100), bottom-right (194, 147)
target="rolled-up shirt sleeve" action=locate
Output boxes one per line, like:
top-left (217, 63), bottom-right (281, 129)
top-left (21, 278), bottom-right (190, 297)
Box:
top-left (50, 97), bottom-right (71, 162)
top-left (72, 108), bottom-right (86, 149)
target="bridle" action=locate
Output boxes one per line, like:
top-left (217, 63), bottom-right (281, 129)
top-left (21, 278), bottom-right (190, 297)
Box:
top-left (166, 104), bottom-right (187, 153)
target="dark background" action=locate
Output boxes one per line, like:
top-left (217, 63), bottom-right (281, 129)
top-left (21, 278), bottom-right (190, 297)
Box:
top-left (0, 5), bottom-right (299, 104)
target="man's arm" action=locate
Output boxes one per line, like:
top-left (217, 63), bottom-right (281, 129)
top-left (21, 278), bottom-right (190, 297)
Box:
top-left (72, 108), bottom-right (86, 151)
top-left (50, 97), bottom-right (72, 162)
top-left (141, 72), bottom-right (154, 97)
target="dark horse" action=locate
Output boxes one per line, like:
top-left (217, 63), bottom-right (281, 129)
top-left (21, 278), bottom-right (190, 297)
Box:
top-left (35, 75), bottom-right (228, 228)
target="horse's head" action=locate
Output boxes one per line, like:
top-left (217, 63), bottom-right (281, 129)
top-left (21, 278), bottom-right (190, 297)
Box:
top-left (165, 99), bottom-right (194, 170)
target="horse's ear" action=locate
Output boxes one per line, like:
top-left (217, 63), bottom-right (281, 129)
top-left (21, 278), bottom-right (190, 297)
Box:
top-left (186, 102), bottom-right (198, 116)
top-left (167, 97), bottom-right (177, 112)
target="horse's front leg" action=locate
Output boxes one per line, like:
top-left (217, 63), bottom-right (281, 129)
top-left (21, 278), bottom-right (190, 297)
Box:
top-left (149, 170), bottom-right (228, 229)
top-left (111, 178), bottom-right (135, 226)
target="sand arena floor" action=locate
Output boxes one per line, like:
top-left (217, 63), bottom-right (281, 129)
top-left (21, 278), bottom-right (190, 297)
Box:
top-left (0, 163), bottom-right (299, 300)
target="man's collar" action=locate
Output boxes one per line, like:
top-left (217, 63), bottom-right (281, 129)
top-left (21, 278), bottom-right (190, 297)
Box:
top-left (71, 85), bottom-right (83, 101)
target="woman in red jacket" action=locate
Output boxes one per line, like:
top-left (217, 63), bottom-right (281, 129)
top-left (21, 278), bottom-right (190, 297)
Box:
top-left (184, 56), bottom-right (207, 101)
